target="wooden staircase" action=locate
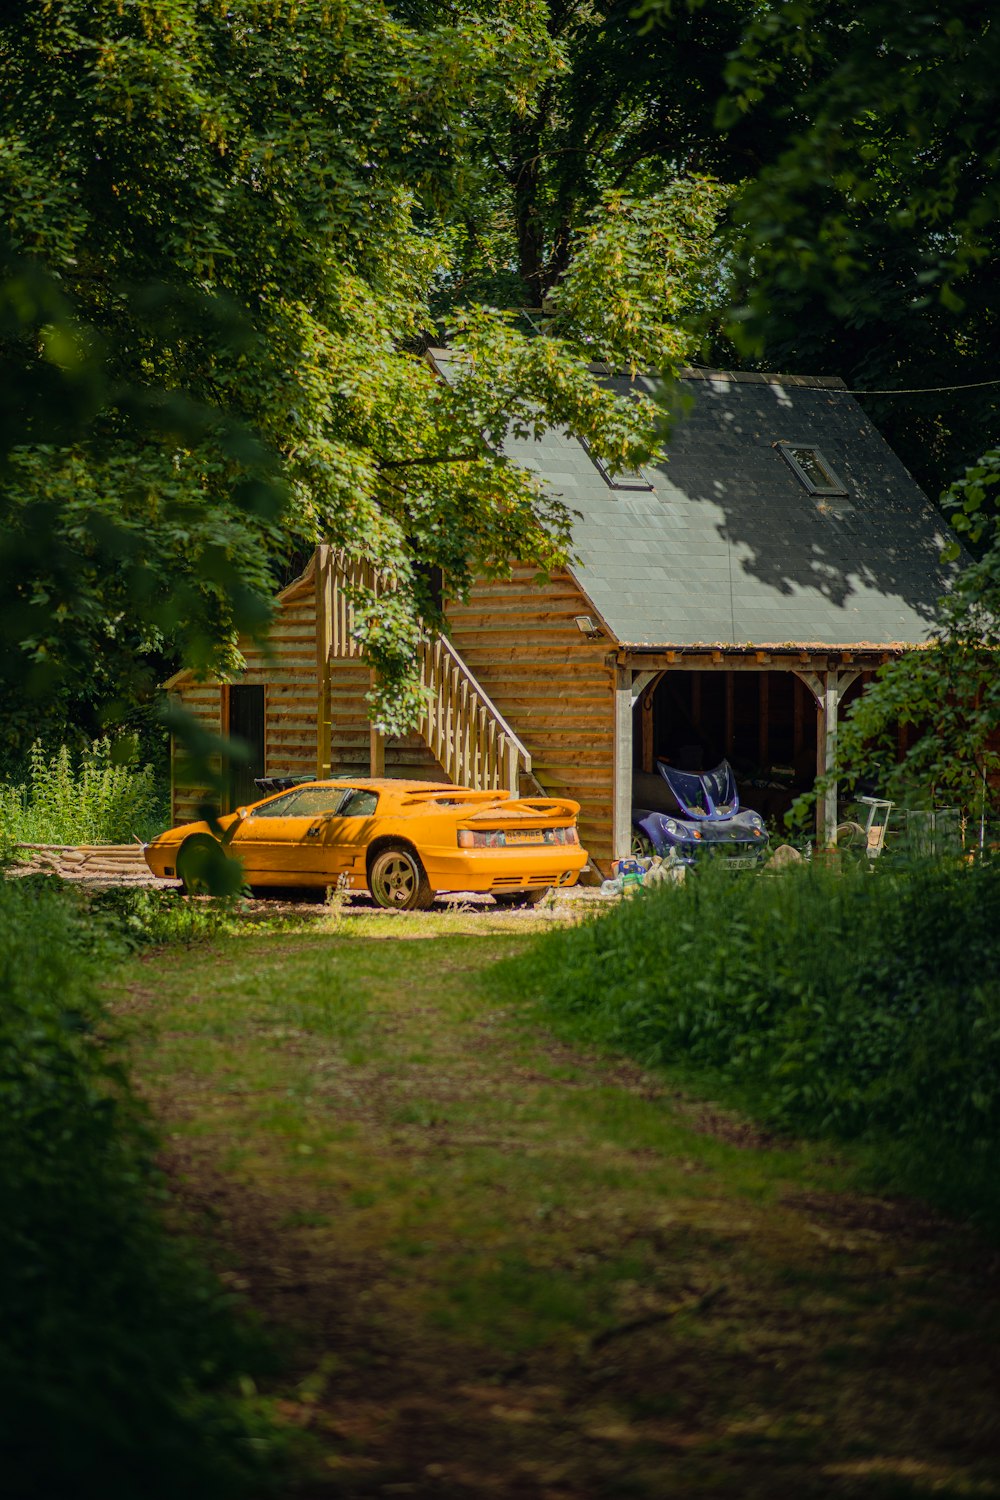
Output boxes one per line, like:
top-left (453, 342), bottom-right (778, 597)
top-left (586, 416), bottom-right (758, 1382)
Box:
top-left (315, 547), bottom-right (533, 796)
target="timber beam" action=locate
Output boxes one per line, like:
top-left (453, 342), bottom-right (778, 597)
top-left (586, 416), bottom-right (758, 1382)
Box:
top-left (619, 650), bottom-right (893, 674)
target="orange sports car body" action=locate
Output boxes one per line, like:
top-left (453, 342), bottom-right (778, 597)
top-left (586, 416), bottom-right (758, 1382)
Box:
top-left (144, 779), bottom-right (588, 908)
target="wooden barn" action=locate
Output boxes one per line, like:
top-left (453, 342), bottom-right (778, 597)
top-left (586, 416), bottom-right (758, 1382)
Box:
top-left (166, 362), bottom-right (958, 875)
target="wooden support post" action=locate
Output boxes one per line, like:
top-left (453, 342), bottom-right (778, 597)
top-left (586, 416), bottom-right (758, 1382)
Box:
top-left (613, 666), bottom-right (633, 862)
top-left (315, 545), bottom-right (332, 779)
top-left (641, 693), bottom-right (654, 773)
top-left (368, 668), bottom-right (385, 777)
top-left (506, 739), bottom-right (520, 799)
top-left (630, 668), bottom-right (661, 776)
top-left (794, 668), bottom-right (861, 848)
top-left (820, 673), bottom-right (839, 849)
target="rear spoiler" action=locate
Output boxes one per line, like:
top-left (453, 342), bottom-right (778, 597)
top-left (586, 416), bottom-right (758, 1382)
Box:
top-left (467, 796), bottom-right (581, 821)
top-left (400, 788), bottom-right (512, 806)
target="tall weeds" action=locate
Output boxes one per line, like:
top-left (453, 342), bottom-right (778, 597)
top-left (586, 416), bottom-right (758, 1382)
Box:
top-left (0, 738), bottom-right (164, 846)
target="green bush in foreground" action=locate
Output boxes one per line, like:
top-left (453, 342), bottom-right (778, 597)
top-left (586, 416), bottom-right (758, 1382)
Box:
top-left (501, 859), bottom-right (1000, 1225)
top-left (0, 878), bottom-right (274, 1499)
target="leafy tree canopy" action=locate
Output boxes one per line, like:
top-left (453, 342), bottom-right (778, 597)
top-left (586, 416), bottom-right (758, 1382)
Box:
top-left (408, 0), bottom-right (779, 312)
top-left (718, 0), bottom-right (1000, 499)
top-left (712, 0), bottom-right (1000, 812)
top-left (1, 0), bottom-right (725, 750)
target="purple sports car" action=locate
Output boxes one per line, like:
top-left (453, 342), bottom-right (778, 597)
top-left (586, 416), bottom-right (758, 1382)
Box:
top-left (632, 759), bottom-right (769, 868)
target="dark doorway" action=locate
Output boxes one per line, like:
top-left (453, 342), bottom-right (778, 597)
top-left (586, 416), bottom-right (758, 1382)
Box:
top-left (228, 684), bottom-right (266, 810)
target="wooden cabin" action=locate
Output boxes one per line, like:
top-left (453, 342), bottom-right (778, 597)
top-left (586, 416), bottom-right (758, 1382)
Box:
top-left (166, 365), bottom-right (959, 874)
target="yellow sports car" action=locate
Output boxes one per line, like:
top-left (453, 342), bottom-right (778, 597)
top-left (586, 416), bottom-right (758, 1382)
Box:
top-left (144, 778), bottom-right (588, 908)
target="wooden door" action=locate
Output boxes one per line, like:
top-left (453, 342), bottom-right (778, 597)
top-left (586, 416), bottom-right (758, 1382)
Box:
top-left (228, 684), bottom-right (265, 810)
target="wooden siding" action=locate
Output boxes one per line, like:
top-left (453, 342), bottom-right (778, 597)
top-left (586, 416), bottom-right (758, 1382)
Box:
top-left (325, 657), bottom-right (447, 782)
top-left (168, 578), bottom-right (320, 823)
top-left (169, 679), bottom-right (223, 825)
top-left (446, 566), bottom-right (615, 869)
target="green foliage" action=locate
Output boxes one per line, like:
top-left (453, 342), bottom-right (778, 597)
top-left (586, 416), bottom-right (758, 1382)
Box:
top-left (829, 479), bottom-right (1000, 813)
top-left (0, 0), bottom-right (668, 752)
top-left (87, 885), bottom-right (250, 951)
top-left (714, 0), bottom-right (1000, 498)
top-left (0, 877), bottom-right (276, 1499)
top-left (500, 860), bottom-right (1000, 1224)
top-left (0, 738), bottom-right (164, 846)
top-left (545, 181), bottom-right (734, 373)
top-left (422, 0), bottom-right (768, 313)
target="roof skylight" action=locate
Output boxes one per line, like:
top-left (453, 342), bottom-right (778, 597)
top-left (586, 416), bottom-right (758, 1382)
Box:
top-left (776, 442), bottom-right (848, 497)
top-left (582, 440), bottom-right (654, 492)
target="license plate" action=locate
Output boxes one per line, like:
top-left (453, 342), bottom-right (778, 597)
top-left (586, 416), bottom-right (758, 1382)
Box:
top-left (725, 856), bottom-right (759, 869)
top-left (505, 830), bottom-right (545, 845)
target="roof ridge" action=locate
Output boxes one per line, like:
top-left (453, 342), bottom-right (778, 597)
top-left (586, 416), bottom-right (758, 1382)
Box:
top-left (428, 347), bottom-right (847, 390)
top-left (678, 367), bottom-right (847, 390)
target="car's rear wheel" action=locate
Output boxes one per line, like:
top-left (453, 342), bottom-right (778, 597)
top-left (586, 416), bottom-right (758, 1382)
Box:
top-left (493, 888), bottom-right (549, 907)
top-left (368, 844), bottom-right (434, 911)
top-left (175, 833), bottom-right (223, 895)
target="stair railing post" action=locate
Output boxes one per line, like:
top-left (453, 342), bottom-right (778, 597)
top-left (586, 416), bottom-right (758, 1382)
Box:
top-left (506, 738), bottom-right (520, 800)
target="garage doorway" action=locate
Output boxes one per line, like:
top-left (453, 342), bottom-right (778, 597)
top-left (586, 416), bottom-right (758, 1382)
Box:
top-left (633, 670), bottom-right (866, 826)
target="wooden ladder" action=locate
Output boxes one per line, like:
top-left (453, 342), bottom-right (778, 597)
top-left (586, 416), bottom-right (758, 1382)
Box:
top-left (315, 546), bottom-right (533, 796)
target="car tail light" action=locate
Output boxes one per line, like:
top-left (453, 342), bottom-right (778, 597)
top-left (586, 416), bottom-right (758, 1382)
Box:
top-left (552, 826), bottom-right (579, 845)
top-left (458, 829), bottom-right (507, 847)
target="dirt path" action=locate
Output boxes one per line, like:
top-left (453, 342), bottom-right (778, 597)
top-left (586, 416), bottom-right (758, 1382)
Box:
top-left (114, 927), bottom-right (1000, 1499)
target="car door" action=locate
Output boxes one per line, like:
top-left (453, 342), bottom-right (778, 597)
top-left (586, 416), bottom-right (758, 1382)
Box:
top-left (306, 787), bottom-right (380, 885)
top-left (228, 785), bottom-right (348, 883)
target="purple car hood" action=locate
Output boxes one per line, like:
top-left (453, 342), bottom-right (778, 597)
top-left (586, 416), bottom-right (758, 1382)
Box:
top-left (657, 760), bottom-right (740, 821)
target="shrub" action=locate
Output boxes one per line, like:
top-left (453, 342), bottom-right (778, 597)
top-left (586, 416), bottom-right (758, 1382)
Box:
top-left (0, 737), bottom-right (166, 846)
top-left (499, 858), bottom-right (1000, 1225)
top-left (0, 878), bottom-right (273, 1498)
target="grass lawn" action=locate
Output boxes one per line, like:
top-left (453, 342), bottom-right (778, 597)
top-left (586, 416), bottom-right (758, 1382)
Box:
top-left (110, 916), bottom-right (1000, 1498)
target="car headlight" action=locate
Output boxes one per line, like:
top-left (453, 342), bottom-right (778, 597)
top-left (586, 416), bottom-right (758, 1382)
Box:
top-left (748, 813), bottom-right (764, 831)
top-left (661, 817), bottom-right (679, 837)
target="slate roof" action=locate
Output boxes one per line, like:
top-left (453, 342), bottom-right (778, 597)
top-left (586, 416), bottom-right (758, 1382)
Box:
top-left (430, 353), bottom-right (960, 651)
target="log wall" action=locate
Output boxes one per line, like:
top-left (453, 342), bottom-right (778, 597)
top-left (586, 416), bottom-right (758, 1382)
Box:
top-left (445, 566), bottom-right (615, 870)
top-left (169, 677), bottom-right (223, 825)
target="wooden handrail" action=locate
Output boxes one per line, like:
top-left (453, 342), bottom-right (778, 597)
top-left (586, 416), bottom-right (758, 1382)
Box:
top-left (317, 547), bottom-right (532, 795)
top-left (418, 633), bottom-right (532, 796)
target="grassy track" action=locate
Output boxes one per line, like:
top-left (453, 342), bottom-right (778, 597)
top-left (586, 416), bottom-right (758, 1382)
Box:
top-left (112, 922), bottom-right (1000, 1498)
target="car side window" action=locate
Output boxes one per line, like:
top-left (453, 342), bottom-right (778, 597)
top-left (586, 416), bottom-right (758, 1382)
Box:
top-left (250, 787), bottom-right (344, 818)
top-left (250, 788), bottom-right (312, 818)
top-left (337, 789), bottom-right (379, 818)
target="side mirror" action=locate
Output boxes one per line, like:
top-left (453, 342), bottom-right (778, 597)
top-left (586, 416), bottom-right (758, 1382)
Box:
top-left (237, 807), bottom-right (249, 820)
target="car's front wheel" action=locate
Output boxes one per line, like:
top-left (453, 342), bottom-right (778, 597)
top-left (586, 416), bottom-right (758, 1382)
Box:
top-left (368, 844), bottom-right (434, 911)
top-left (175, 833), bottom-right (223, 895)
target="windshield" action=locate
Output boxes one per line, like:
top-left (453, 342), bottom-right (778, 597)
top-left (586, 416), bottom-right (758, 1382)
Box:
top-left (657, 760), bottom-right (739, 820)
